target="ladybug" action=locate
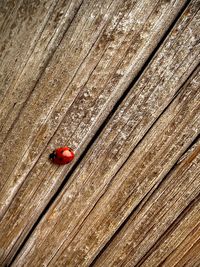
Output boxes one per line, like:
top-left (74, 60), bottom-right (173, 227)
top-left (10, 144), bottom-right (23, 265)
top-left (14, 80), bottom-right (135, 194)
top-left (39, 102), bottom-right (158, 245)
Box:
top-left (49, 146), bottom-right (75, 165)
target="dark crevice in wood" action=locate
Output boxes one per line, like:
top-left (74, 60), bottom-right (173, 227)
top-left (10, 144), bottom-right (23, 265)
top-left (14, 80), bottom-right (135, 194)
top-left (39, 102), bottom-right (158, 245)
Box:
top-left (7, 0), bottom-right (192, 265)
top-left (97, 63), bottom-right (199, 213)
top-left (90, 132), bottom-right (200, 267)
top-left (1, 0), bottom-right (113, 220)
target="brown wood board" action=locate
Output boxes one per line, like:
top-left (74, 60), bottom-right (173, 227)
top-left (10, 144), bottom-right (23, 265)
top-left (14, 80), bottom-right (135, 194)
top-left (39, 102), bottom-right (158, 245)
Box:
top-left (1, 0), bottom-right (196, 265)
top-left (93, 136), bottom-right (200, 267)
top-left (5, 1), bottom-right (200, 265)
top-left (12, 62), bottom-right (200, 267)
top-left (0, 0), bottom-right (200, 266)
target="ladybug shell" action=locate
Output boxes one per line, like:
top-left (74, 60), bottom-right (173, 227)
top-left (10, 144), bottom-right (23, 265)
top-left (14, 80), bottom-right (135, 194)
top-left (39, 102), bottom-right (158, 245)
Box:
top-left (49, 147), bottom-right (75, 165)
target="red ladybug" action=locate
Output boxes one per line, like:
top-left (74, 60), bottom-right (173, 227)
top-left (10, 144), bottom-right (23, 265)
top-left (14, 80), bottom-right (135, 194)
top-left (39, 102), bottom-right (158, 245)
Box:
top-left (49, 146), bottom-right (75, 165)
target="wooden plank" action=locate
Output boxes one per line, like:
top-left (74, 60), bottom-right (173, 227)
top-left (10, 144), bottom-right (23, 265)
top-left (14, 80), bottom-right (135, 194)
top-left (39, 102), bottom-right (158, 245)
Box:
top-left (141, 208), bottom-right (200, 267)
top-left (163, 233), bottom-right (200, 267)
top-left (9, 3), bottom-right (200, 266)
top-left (0, 0), bottom-right (59, 100)
top-left (0, 0), bottom-right (22, 31)
top-left (0, 0), bottom-right (83, 139)
top-left (92, 138), bottom-right (200, 267)
top-left (0, 1), bottom-right (192, 264)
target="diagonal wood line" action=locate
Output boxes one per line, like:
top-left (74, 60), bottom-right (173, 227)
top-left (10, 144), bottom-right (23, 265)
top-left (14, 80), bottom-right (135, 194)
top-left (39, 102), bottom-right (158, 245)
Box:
top-left (92, 82), bottom-right (200, 266)
top-left (33, 4), bottom-right (200, 266)
top-left (67, 0), bottom-right (172, 165)
top-left (27, 1), bottom-right (192, 256)
top-left (107, 108), bottom-right (199, 230)
top-left (51, 0), bottom-right (147, 148)
top-left (140, 193), bottom-right (200, 267)
top-left (80, 1), bottom-right (199, 170)
top-left (53, 0), bottom-right (197, 200)
top-left (6, 1), bottom-right (192, 265)
top-left (0, 0), bottom-right (28, 98)
top-left (121, 4), bottom-right (200, 117)
top-left (90, 132), bottom-right (200, 267)
top-left (10, 2), bottom-right (128, 226)
top-left (0, 0), bottom-right (67, 135)
top-left (171, 225), bottom-right (200, 267)
top-left (0, 0), bottom-right (60, 106)
top-left (106, 51), bottom-right (199, 166)
top-left (0, 0), bottom-right (24, 35)
top-left (121, 166), bottom-right (200, 267)
top-left (0, 0), bottom-right (78, 113)
top-left (25, 0), bottom-right (161, 222)
top-left (2, 0), bottom-right (159, 230)
top-left (1, 0), bottom-right (193, 207)
top-left (0, 0), bottom-right (83, 138)
top-left (88, 62), bottom-right (199, 221)
top-left (1, 2), bottom-right (139, 258)
top-left (128, 190), bottom-right (200, 267)
top-left (88, 65), bottom-right (199, 265)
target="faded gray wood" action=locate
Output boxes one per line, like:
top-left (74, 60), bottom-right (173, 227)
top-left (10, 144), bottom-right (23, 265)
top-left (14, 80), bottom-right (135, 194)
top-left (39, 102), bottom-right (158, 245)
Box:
top-left (8, 2), bottom-right (200, 266)
top-left (0, 0), bottom-right (83, 140)
top-left (0, 0), bottom-right (192, 265)
top-left (93, 137), bottom-right (200, 267)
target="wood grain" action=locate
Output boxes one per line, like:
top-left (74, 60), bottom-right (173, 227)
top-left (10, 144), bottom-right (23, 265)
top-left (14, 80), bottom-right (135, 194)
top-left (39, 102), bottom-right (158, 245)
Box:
top-left (38, 68), bottom-right (200, 267)
top-left (164, 231), bottom-right (200, 267)
top-left (141, 204), bottom-right (200, 267)
top-left (10, 3), bottom-right (200, 266)
top-left (0, 0), bottom-right (22, 30)
top-left (93, 137), bottom-right (200, 267)
top-left (0, 1), bottom-right (193, 265)
top-left (0, 0), bottom-right (83, 141)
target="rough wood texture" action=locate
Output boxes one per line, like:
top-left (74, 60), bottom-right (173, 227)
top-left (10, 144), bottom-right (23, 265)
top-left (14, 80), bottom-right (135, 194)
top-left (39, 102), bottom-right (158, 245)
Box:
top-left (15, 67), bottom-right (199, 267)
top-left (140, 198), bottom-right (200, 267)
top-left (93, 137), bottom-right (200, 267)
top-left (9, 2), bottom-right (200, 265)
top-left (1, 1), bottom-right (200, 266)
top-left (1, 0), bottom-right (194, 265)
top-left (0, 0), bottom-right (83, 107)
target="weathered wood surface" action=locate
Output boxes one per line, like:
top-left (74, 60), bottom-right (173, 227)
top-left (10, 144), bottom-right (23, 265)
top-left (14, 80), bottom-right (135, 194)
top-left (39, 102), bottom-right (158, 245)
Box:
top-left (93, 135), bottom-right (200, 267)
top-left (0, 0), bottom-right (200, 266)
top-left (12, 66), bottom-right (200, 267)
top-left (0, 0), bottom-right (83, 109)
top-left (2, 0), bottom-right (198, 265)
top-left (1, 0), bottom-right (196, 265)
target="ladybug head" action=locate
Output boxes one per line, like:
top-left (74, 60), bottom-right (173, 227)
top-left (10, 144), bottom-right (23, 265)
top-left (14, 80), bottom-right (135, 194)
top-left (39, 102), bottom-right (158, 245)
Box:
top-left (49, 151), bottom-right (56, 160)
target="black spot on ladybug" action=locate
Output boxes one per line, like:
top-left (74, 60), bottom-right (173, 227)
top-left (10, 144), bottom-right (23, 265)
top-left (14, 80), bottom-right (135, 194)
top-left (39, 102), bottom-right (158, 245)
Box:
top-left (49, 152), bottom-right (56, 159)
